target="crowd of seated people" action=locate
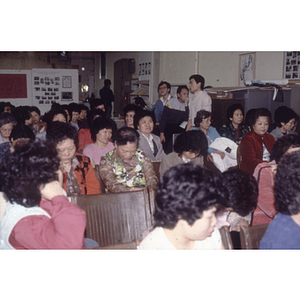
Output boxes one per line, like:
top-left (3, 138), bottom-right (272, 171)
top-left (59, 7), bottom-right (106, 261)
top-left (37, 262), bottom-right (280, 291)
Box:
top-left (1, 71), bottom-right (300, 250)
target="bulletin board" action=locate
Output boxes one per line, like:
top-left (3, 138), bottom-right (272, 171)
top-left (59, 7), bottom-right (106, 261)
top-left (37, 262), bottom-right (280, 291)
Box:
top-left (32, 68), bottom-right (79, 115)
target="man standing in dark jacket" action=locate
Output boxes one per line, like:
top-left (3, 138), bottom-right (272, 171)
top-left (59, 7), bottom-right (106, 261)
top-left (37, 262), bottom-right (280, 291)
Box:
top-left (159, 85), bottom-right (189, 154)
top-left (100, 79), bottom-right (115, 118)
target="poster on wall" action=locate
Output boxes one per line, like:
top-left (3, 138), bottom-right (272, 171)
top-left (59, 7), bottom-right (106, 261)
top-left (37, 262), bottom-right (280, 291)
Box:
top-left (0, 74), bottom-right (27, 99)
top-left (283, 51), bottom-right (300, 79)
top-left (239, 53), bottom-right (256, 86)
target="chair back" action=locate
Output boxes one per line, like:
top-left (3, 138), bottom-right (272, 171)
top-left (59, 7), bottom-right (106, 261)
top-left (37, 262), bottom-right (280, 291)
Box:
top-left (239, 224), bottom-right (268, 249)
top-left (219, 226), bottom-right (234, 250)
top-left (151, 161), bottom-right (160, 181)
top-left (86, 240), bottom-right (138, 250)
top-left (73, 188), bottom-right (154, 247)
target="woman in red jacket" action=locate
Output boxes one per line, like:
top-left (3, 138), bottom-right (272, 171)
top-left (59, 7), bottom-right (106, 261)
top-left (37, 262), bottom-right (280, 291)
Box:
top-left (46, 122), bottom-right (100, 196)
top-left (239, 108), bottom-right (275, 175)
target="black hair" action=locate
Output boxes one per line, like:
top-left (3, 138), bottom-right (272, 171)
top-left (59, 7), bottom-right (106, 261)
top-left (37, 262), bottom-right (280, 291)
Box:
top-left (0, 113), bottom-right (17, 127)
top-left (29, 106), bottom-right (41, 116)
top-left (173, 130), bottom-right (208, 157)
top-left (104, 79), bottom-right (111, 87)
top-left (275, 150), bottom-right (300, 215)
top-left (133, 96), bottom-right (147, 108)
top-left (154, 164), bottom-right (224, 229)
top-left (189, 74), bottom-right (205, 90)
top-left (274, 106), bottom-right (298, 128)
top-left (90, 117), bottom-right (117, 142)
top-left (124, 104), bottom-right (138, 116)
top-left (133, 110), bottom-right (155, 130)
top-left (250, 108), bottom-right (272, 128)
top-left (46, 121), bottom-right (78, 149)
top-left (78, 104), bottom-right (89, 113)
top-left (9, 124), bottom-right (35, 141)
top-left (12, 106), bottom-right (32, 125)
top-left (43, 107), bottom-right (67, 125)
top-left (226, 104), bottom-right (244, 121)
top-left (0, 139), bottom-right (60, 207)
top-left (270, 134), bottom-right (300, 163)
top-left (194, 110), bottom-right (212, 128)
top-left (176, 85), bottom-right (189, 94)
top-left (0, 102), bottom-right (12, 113)
top-left (87, 108), bottom-right (106, 128)
top-left (221, 169), bottom-right (258, 216)
top-left (245, 109), bottom-right (257, 129)
top-left (67, 103), bottom-right (80, 117)
top-left (157, 81), bottom-right (171, 93)
top-left (113, 126), bottom-right (139, 146)
top-left (90, 98), bottom-right (106, 111)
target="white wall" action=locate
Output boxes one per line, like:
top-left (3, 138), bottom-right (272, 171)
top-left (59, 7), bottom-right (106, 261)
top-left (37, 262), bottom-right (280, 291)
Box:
top-left (198, 51), bottom-right (285, 87)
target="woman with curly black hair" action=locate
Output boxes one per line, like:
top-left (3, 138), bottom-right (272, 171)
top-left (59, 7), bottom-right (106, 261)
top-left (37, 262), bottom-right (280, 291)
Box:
top-left (159, 130), bottom-right (219, 179)
top-left (138, 163), bottom-right (225, 250)
top-left (0, 139), bottom-right (86, 249)
top-left (46, 122), bottom-right (100, 196)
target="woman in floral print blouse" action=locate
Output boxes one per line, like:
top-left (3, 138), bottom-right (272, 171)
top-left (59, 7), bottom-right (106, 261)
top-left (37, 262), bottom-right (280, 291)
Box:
top-left (99, 127), bottom-right (158, 193)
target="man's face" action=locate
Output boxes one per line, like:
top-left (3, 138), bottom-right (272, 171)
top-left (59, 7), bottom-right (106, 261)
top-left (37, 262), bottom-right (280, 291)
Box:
top-left (189, 78), bottom-right (201, 93)
top-left (177, 88), bottom-right (189, 103)
top-left (158, 84), bottom-right (170, 98)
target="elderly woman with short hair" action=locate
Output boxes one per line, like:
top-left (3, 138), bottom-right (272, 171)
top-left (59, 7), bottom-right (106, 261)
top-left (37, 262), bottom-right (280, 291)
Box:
top-left (0, 113), bottom-right (17, 144)
top-left (99, 126), bottom-right (158, 193)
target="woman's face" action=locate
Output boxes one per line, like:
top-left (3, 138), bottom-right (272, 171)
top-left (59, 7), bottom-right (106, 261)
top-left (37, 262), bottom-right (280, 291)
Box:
top-left (253, 116), bottom-right (269, 136)
top-left (56, 138), bottom-right (76, 165)
top-left (230, 109), bottom-right (243, 126)
top-left (199, 116), bottom-right (211, 131)
top-left (115, 142), bottom-right (137, 161)
top-left (71, 111), bottom-right (79, 123)
top-left (30, 111), bottom-right (40, 125)
top-left (182, 151), bottom-right (199, 160)
top-left (0, 122), bottom-right (13, 140)
top-left (137, 116), bottom-right (154, 136)
top-left (281, 118), bottom-right (295, 133)
top-left (96, 128), bottom-right (112, 146)
top-left (125, 110), bottom-right (135, 128)
top-left (52, 113), bottom-right (66, 123)
top-left (181, 207), bottom-right (217, 241)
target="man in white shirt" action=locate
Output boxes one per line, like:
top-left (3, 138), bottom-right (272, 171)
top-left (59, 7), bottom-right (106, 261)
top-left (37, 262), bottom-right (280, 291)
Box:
top-left (186, 74), bottom-right (212, 131)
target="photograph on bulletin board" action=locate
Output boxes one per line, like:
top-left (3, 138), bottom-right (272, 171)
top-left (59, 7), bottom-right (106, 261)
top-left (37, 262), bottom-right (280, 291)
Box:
top-left (284, 51), bottom-right (300, 79)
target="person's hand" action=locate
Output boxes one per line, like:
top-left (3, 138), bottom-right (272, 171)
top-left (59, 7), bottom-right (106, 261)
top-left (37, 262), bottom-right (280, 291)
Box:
top-left (40, 180), bottom-right (65, 201)
top-left (160, 132), bottom-right (165, 143)
top-left (185, 97), bottom-right (189, 106)
top-left (214, 149), bottom-right (225, 159)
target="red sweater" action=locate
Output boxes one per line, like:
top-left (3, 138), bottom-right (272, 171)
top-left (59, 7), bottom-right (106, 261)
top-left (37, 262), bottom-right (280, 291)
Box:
top-left (9, 195), bottom-right (86, 249)
top-left (239, 130), bottom-right (275, 175)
